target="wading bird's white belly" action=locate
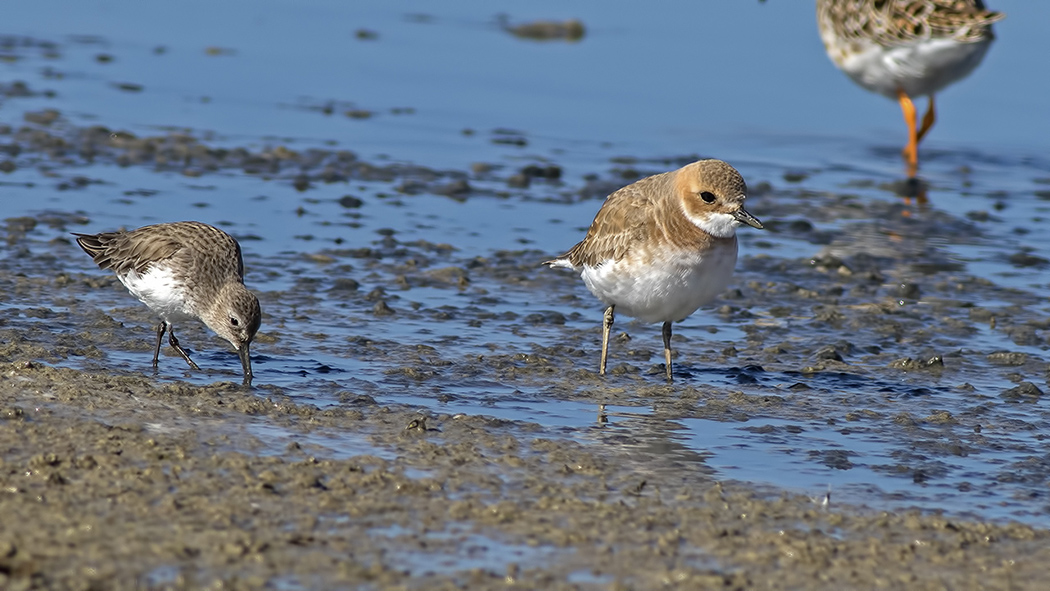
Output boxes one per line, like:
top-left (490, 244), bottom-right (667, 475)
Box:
top-left (118, 265), bottom-right (197, 323)
top-left (579, 240), bottom-right (738, 324)
top-left (837, 36), bottom-right (993, 99)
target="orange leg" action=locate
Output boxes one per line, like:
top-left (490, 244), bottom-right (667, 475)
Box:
top-left (916, 95), bottom-right (936, 143)
top-left (897, 88), bottom-right (919, 175)
top-left (914, 97), bottom-right (933, 204)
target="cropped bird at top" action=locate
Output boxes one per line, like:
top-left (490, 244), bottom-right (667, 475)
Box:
top-left (545, 159), bottom-right (762, 382)
top-left (75, 221), bottom-right (262, 386)
top-left (816, 0), bottom-right (1004, 173)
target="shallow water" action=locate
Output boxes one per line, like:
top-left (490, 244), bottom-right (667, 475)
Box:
top-left (4, 0), bottom-right (1050, 538)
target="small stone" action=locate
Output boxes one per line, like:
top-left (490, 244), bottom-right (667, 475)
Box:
top-left (896, 282), bottom-right (921, 300)
top-left (507, 173), bottom-right (530, 188)
top-left (815, 346), bottom-right (843, 362)
top-left (1001, 382), bottom-right (1043, 401)
top-left (987, 351), bottom-right (1027, 366)
top-left (338, 195), bottom-right (363, 208)
top-left (24, 109), bottom-right (61, 126)
top-left (889, 356), bottom-right (944, 371)
top-left (293, 175), bottom-right (311, 192)
top-left (112, 82), bottom-right (144, 92)
top-left (1008, 251), bottom-right (1049, 268)
top-left (433, 179), bottom-right (471, 197)
top-left (328, 278), bottom-right (359, 292)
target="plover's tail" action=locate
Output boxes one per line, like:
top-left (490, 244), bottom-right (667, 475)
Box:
top-left (542, 256), bottom-right (575, 270)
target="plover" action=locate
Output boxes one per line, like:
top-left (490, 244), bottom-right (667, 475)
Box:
top-left (545, 160), bottom-right (762, 382)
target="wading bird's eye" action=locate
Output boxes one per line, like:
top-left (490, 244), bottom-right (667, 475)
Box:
top-left (700, 191), bottom-right (716, 203)
top-left (230, 317), bottom-right (239, 326)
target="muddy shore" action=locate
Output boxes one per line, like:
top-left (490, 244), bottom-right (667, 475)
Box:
top-left (2, 362), bottom-right (1048, 591)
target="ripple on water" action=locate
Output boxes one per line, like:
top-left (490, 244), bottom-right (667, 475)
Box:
top-left (366, 523), bottom-right (564, 578)
top-left (669, 412), bottom-right (1050, 526)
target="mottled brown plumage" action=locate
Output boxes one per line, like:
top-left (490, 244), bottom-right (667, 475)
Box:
top-left (818, 0), bottom-right (1003, 47)
top-left (75, 221), bottom-right (261, 385)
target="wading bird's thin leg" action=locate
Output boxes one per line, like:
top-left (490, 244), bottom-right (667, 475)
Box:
top-left (662, 321), bottom-right (673, 383)
top-left (600, 305), bottom-right (615, 375)
top-left (916, 95), bottom-right (936, 143)
top-left (897, 88), bottom-right (920, 173)
top-left (153, 322), bottom-right (167, 367)
top-left (168, 326), bottom-right (201, 370)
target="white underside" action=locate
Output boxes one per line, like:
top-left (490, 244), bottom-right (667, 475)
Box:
top-left (837, 37), bottom-right (992, 98)
top-left (118, 265), bottom-right (196, 323)
top-left (579, 240), bottom-right (738, 324)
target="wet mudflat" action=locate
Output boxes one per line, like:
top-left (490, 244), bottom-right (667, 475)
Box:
top-left (1, 361), bottom-right (1049, 591)
top-left (3, 122), bottom-right (1050, 589)
top-left (4, 1), bottom-right (1050, 589)
top-left (0, 361), bottom-right (1045, 591)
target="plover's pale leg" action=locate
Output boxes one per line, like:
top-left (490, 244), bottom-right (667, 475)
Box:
top-left (662, 321), bottom-right (673, 383)
top-left (599, 305), bottom-right (615, 376)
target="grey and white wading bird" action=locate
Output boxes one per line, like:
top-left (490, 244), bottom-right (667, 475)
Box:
top-left (75, 221), bottom-right (261, 385)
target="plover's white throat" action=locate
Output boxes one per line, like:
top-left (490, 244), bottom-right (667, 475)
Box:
top-left (545, 159), bottom-right (763, 382)
top-left (816, 0), bottom-right (1004, 173)
top-left (75, 221), bottom-right (262, 385)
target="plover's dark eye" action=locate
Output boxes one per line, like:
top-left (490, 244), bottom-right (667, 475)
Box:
top-left (700, 191), bottom-right (716, 203)
top-left (230, 317), bottom-right (240, 326)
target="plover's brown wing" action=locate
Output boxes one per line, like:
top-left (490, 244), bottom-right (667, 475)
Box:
top-left (74, 229), bottom-right (183, 275)
top-left (557, 181), bottom-right (658, 268)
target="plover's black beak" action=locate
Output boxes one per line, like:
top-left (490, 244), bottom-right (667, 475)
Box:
top-left (734, 207), bottom-right (764, 230)
top-left (239, 345), bottom-right (253, 386)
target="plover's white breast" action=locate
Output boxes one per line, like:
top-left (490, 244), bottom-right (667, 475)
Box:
top-left (118, 264), bottom-right (197, 323)
top-left (580, 237), bottom-right (738, 324)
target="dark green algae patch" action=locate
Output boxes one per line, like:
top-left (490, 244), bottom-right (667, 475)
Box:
top-left (0, 361), bottom-right (1048, 590)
